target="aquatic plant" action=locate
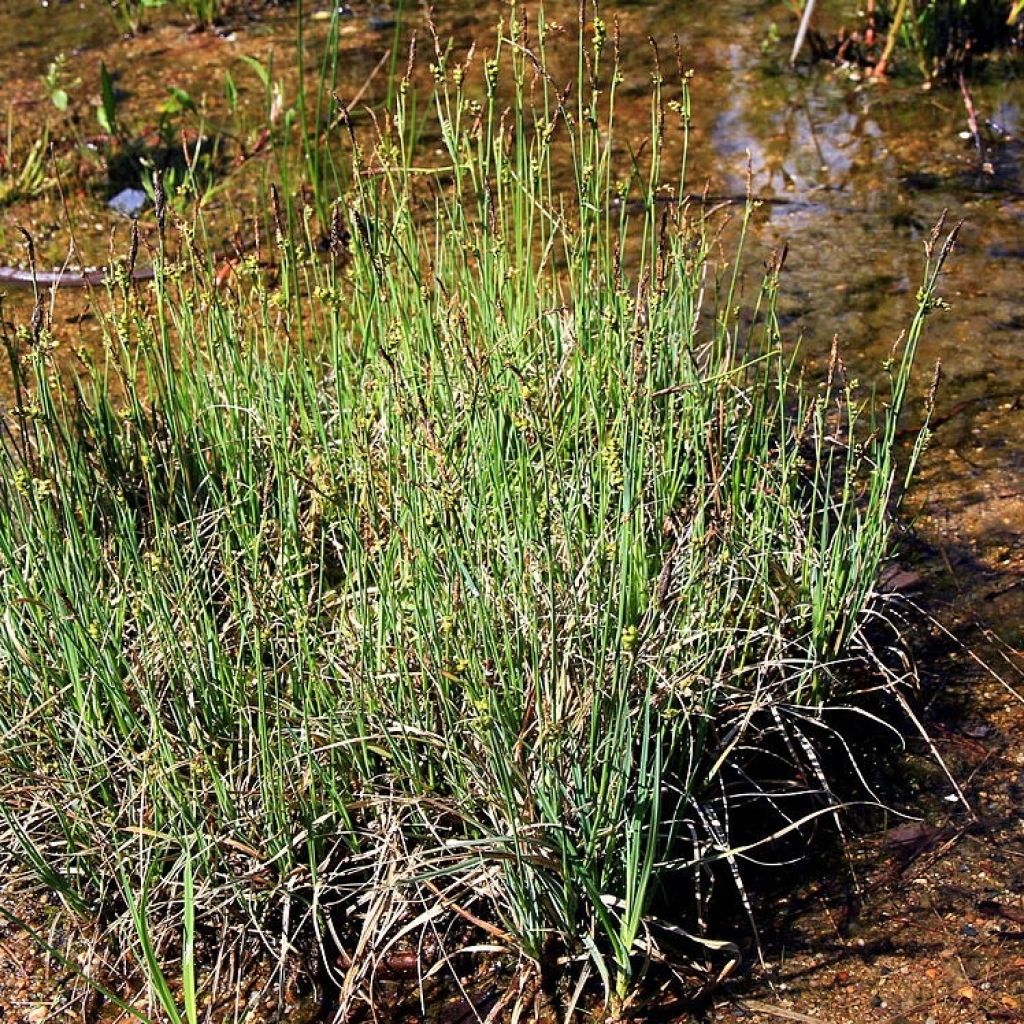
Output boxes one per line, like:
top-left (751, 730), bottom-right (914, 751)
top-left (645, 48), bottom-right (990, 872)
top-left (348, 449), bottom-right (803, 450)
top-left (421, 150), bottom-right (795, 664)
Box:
top-left (178, 0), bottom-right (221, 28)
top-left (101, 0), bottom-right (165, 36)
top-left (793, 0), bottom-right (1023, 78)
top-left (876, 0), bottom-right (1022, 78)
top-left (99, 0), bottom-right (220, 35)
top-left (0, 6), bottom-right (953, 1018)
top-left (0, 117), bottom-right (50, 208)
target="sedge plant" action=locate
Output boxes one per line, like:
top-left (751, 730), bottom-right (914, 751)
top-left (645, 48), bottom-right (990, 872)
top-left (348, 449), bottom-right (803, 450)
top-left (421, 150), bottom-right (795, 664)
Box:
top-left (0, 5), bottom-right (954, 1016)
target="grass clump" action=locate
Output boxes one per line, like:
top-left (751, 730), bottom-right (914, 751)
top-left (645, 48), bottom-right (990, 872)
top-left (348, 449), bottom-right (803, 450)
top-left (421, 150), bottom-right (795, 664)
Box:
top-left (101, 0), bottom-right (221, 34)
top-left (0, 118), bottom-right (50, 208)
top-left (0, 8), bottom-right (954, 1017)
top-left (871, 0), bottom-right (1021, 78)
top-left (901, 0), bottom-right (1021, 69)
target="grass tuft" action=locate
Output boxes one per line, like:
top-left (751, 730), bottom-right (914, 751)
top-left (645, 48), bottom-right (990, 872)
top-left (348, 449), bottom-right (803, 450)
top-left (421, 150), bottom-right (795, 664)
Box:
top-left (0, 7), bottom-right (955, 1015)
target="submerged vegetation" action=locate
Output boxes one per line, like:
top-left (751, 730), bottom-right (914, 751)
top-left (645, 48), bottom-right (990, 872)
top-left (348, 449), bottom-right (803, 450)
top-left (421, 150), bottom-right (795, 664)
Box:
top-left (0, 5), bottom-right (960, 1020)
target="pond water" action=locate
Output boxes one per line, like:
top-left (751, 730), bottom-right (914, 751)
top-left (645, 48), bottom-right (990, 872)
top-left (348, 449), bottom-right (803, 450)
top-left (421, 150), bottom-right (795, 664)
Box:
top-left (0, 1), bottom-right (1021, 1020)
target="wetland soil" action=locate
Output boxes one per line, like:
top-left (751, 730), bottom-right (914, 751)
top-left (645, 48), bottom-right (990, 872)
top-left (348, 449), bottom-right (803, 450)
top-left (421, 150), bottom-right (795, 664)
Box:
top-left (1, 0), bottom-right (1023, 1020)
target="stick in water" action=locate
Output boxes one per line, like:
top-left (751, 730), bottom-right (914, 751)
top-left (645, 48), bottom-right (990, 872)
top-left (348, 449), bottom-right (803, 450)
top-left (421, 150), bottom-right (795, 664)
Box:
top-left (790, 0), bottom-right (817, 64)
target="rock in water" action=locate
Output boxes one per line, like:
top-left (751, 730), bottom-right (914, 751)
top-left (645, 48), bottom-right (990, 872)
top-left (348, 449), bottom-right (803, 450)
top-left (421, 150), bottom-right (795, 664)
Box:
top-left (108, 188), bottom-right (149, 219)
